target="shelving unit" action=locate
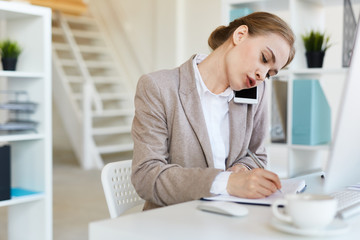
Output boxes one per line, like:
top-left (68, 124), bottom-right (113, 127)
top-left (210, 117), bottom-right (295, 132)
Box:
top-left (0, 2), bottom-right (52, 240)
top-left (222, 0), bottom-right (359, 177)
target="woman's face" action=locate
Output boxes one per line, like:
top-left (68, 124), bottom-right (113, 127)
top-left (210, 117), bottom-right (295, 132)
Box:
top-left (225, 25), bottom-right (291, 91)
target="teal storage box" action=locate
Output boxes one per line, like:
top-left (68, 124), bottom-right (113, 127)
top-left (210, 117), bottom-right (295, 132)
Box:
top-left (292, 79), bottom-right (331, 145)
top-left (230, 7), bottom-right (252, 21)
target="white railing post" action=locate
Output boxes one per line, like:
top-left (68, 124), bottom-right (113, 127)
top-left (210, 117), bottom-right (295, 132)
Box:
top-left (82, 81), bottom-right (93, 169)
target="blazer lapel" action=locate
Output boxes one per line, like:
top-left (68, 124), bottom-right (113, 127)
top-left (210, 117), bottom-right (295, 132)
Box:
top-left (227, 100), bottom-right (247, 168)
top-left (178, 56), bottom-right (214, 168)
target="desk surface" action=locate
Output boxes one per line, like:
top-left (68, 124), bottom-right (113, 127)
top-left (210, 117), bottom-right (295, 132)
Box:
top-left (89, 173), bottom-right (360, 240)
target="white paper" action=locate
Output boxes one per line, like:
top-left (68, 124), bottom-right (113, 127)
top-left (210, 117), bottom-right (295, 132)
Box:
top-left (204, 178), bottom-right (306, 206)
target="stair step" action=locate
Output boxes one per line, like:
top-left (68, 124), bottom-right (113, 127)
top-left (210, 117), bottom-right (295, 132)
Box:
top-left (73, 92), bottom-right (129, 101)
top-left (59, 59), bottom-right (114, 69)
top-left (85, 60), bottom-right (114, 68)
top-left (52, 27), bottom-right (63, 35)
top-left (92, 109), bottom-right (134, 117)
top-left (53, 43), bottom-right (71, 51)
top-left (64, 15), bottom-right (97, 25)
top-left (97, 143), bottom-right (134, 154)
top-left (71, 29), bottom-right (102, 39)
top-left (98, 93), bottom-right (129, 100)
top-left (78, 45), bottom-right (108, 53)
top-left (92, 76), bottom-right (120, 84)
top-left (60, 59), bottom-right (77, 66)
top-left (68, 76), bottom-right (120, 84)
top-left (67, 76), bottom-right (83, 83)
top-left (93, 126), bottom-right (131, 135)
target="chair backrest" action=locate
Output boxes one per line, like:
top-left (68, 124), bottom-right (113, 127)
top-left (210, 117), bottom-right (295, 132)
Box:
top-left (101, 160), bottom-right (144, 218)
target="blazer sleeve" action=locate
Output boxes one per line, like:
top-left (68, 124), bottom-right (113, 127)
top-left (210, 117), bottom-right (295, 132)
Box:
top-left (131, 74), bottom-right (221, 207)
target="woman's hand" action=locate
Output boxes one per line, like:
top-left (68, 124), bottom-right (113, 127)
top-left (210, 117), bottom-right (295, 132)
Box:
top-left (227, 164), bottom-right (249, 173)
top-left (226, 168), bottom-right (281, 199)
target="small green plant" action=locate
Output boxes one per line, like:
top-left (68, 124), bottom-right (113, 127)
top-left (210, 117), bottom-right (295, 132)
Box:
top-left (301, 30), bottom-right (331, 52)
top-left (0, 39), bottom-right (22, 59)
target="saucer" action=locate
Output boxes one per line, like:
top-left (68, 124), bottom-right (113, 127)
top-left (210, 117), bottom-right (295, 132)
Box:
top-left (270, 218), bottom-right (350, 237)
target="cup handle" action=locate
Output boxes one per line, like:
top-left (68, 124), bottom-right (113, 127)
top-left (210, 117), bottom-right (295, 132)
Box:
top-left (272, 199), bottom-right (292, 223)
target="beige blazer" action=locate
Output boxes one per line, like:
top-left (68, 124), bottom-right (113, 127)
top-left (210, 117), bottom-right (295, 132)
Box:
top-left (131, 55), bottom-right (269, 210)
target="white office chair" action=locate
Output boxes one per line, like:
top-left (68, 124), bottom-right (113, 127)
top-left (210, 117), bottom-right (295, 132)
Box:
top-left (101, 160), bottom-right (145, 218)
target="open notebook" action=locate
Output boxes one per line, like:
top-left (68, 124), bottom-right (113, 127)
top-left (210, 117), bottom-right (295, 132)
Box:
top-left (203, 178), bottom-right (306, 206)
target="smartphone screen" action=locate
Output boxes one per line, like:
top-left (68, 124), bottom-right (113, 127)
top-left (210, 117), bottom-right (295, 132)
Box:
top-left (234, 87), bottom-right (258, 104)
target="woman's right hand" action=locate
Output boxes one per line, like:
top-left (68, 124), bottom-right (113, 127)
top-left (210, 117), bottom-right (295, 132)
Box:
top-left (226, 168), bottom-right (281, 199)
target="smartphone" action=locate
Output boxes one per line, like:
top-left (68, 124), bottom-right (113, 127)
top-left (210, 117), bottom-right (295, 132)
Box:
top-left (234, 87), bottom-right (258, 104)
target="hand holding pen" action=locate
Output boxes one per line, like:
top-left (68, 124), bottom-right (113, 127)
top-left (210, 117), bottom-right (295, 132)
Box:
top-left (226, 149), bottom-right (282, 198)
top-left (246, 149), bottom-right (283, 194)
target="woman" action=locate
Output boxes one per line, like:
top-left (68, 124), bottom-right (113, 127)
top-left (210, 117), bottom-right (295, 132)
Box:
top-left (131, 12), bottom-right (295, 210)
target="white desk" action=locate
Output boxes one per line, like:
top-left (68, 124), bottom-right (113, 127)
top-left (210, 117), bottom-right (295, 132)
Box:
top-left (89, 173), bottom-right (360, 240)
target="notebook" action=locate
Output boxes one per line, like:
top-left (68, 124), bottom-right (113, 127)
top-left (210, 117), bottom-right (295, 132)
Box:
top-left (203, 178), bottom-right (306, 206)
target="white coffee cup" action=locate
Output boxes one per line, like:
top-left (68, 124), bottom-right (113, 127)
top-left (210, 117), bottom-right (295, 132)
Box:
top-left (272, 194), bottom-right (338, 229)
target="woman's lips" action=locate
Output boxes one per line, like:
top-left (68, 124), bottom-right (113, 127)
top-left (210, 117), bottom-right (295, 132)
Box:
top-left (247, 76), bottom-right (256, 88)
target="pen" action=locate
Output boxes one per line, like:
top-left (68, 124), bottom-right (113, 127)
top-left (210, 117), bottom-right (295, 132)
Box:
top-left (246, 149), bottom-right (265, 169)
top-left (246, 149), bottom-right (283, 194)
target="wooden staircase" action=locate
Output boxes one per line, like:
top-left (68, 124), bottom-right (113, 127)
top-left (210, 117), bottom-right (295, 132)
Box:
top-left (52, 11), bottom-right (134, 169)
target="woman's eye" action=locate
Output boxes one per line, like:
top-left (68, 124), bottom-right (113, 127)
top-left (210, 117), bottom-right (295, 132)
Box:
top-left (262, 53), bottom-right (268, 63)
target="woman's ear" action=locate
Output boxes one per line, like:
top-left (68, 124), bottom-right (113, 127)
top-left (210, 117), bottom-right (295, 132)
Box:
top-left (232, 25), bottom-right (248, 45)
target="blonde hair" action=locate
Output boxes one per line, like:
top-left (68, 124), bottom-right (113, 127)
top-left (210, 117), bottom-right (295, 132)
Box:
top-left (208, 12), bottom-right (295, 68)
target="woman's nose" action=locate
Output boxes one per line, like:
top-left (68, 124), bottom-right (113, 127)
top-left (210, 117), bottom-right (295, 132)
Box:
top-left (255, 69), bottom-right (268, 81)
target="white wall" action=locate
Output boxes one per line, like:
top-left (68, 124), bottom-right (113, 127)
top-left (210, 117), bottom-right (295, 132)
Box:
top-left (89, 0), bottom-right (222, 73)
top-left (175, 0), bottom-right (222, 65)
top-left (89, 0), bottom-right (157, 89)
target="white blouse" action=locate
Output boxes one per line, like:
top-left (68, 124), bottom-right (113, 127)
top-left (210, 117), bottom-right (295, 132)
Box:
top-left (192, 54), bottom-right (232, 195)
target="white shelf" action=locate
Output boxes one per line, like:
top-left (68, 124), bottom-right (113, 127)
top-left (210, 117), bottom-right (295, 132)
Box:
top-left (272, 68), bottom-right (348, 80)
top-left (224, 0), bottom-right (289, 11)
top-left (267, 142), bottom-right (287, 147)
top-left (0, 133), bottom-right (45, 142)
top-left (307, 0), bottom-right (360, 6)
top-left (268, 143), bottom-right (329, 151)
top-left (274, 69), bottom-right (290, 78)
top-left (0, 2), bottom-right (49, 18)
top-left (0, 71), bottom-right (44, 78)
top-left (292, 68), bottom-right (348, 75)
top-left (290, 144), bottom-right (329, 151)
top-left (0, 193), bottom-right (45, 208)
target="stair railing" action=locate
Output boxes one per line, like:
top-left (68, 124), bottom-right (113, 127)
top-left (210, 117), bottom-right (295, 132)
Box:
top-left (56, 11), bottom-right (103, 169)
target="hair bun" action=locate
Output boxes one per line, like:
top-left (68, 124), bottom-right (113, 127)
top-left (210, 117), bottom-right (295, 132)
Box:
top-left (208, 25), bottom-right (229, 50)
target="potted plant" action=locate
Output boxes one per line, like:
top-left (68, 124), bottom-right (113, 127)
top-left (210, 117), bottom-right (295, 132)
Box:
top-left (301, 30), bottom-right (331, 68)
top-left (0, 39), bottom-right (22, 71)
